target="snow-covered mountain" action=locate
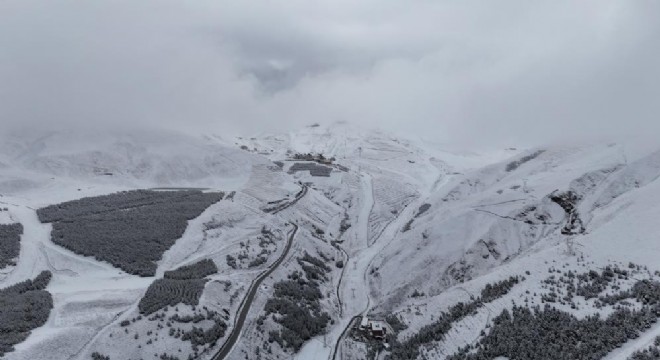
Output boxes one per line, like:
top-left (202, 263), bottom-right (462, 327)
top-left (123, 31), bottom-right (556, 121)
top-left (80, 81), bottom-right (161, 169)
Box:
top-left (1, 124), bottom-right (659, 360)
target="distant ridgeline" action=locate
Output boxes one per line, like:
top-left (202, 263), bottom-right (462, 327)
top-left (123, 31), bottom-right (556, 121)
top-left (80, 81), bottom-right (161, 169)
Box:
top-left (37, 190), bottom-right (223, 276)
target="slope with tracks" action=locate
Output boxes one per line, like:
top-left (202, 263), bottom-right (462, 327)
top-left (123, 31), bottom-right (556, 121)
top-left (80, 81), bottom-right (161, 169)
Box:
top-left (213, 223), bottom-right (299, 360)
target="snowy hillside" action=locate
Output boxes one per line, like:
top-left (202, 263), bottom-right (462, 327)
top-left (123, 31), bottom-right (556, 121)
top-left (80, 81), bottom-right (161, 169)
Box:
top-left (1, 125), bottom-right (660, 360)
top-left (0, 129), bottom-right (264, 195)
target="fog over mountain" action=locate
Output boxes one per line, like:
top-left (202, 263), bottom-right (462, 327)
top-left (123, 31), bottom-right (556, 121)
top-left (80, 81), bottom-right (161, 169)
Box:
top-left (2, 2), bottom-right (660, 360)
top-left (2, 0), bottom-right (659, 148)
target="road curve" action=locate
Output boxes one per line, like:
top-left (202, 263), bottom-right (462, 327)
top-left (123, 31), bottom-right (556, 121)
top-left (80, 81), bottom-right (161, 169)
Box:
top-left (333, 244), bottom-right (349, 317)
top-left (212, 223), bottom-right (298, 360)
top-left (267, 184), bottom-right (308, 214)
top-left (331, 316), bottom-right (360, 360)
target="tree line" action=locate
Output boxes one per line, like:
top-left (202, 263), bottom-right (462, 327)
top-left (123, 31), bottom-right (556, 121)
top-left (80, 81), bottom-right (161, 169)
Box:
top-left (0, 271), bottom-right (53, 356)
top-left (387, 276), bottom-right (522, 360)
top-left (448, 278), bottom-right (660, 360)
top-left (0, 223), bottom-right (23, 269)
top-left (264, 253), bottom-right (332, 352)
top-left (138, 259), bottom-right (219, 315)
top-left (38, 190), bottom-right (223, 276)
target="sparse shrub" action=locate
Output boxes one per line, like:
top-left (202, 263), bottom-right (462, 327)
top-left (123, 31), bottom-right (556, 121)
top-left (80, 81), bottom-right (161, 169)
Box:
top-left (159, 354), bottom-right (180, 360)
top-left (264, 254), bottom-right (332, 352)
top-left (91, 352), bottom-right (110, 360)
top-left (248, 256), bottom-right (268, 268)
top-left (180, 312), bottom-right (227, 347)
top-left (170, 313), bottom-right (205, 324)
top-left (480, 276), bottom-right (520, 302)
top-left (385, 314), bottom-right (408, 333)
top-left (629, 336), bottom-right (660, 360)
top-left (226, 254), bottom-right (237, 269)
top-left (448, 278), bottom-right (660, 360)
top-left (402, 219), bottom-right (414, 232)
top-left (411, 289), bottom-right (425, 298)
top-left (297, 253), bottom-right (330, 282)
top-left (388, 276), bottom-right (522, 360)
top-left (415, 203), bottom-right (431, 217)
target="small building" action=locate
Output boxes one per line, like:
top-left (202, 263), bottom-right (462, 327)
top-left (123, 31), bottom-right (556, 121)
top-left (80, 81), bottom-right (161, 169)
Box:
top-left (370, 321), bottom-right (386, 339)
top-left (359, 316), bottom-right (388, 340)
top-left (360, 316), bottom-right (369, 330)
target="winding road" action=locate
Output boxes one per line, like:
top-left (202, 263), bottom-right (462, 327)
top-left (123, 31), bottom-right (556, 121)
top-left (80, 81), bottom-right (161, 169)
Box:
top-left (267, 184), bottom-right (308, 214)
top-left (212, 222), bottom-right (298, 360)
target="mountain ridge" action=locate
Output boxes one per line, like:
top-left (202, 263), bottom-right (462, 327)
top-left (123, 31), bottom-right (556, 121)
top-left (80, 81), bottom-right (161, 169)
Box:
top-left (1, 125), bottom-right (659, 360)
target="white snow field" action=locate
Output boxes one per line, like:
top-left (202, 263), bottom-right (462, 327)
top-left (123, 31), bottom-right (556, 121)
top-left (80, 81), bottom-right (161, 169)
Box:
top-left (1, 124), bottom-right (660, 360)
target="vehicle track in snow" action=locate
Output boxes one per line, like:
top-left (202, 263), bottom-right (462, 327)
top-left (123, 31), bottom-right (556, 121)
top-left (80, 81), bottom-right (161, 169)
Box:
top-left (330, 171), bottom-right (450, 360)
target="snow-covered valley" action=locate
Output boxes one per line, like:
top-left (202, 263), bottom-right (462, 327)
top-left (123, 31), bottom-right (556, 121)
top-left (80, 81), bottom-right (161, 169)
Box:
top-left (1, 124), bottom-right (660, 360)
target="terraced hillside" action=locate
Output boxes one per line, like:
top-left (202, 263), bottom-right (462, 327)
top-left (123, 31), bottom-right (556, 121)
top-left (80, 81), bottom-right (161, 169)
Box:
top-left (139, 259), bottom-right (219, 314)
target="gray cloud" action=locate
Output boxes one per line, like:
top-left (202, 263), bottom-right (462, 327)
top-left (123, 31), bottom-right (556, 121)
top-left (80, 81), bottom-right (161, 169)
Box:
top-left (1, 0), bottom-right (658, 149)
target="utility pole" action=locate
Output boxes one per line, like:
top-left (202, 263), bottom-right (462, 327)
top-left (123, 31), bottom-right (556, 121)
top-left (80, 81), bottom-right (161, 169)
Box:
top-left (358, 147), bottom-right (362, 175)
top-left (566, 236), bottom-right (575, 256)
top-left (351, 288), bottom-right (356, 298)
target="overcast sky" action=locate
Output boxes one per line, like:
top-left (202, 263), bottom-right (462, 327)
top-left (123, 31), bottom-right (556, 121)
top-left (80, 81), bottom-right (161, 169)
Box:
top-left (1, 0), bottom-right (658, 148)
